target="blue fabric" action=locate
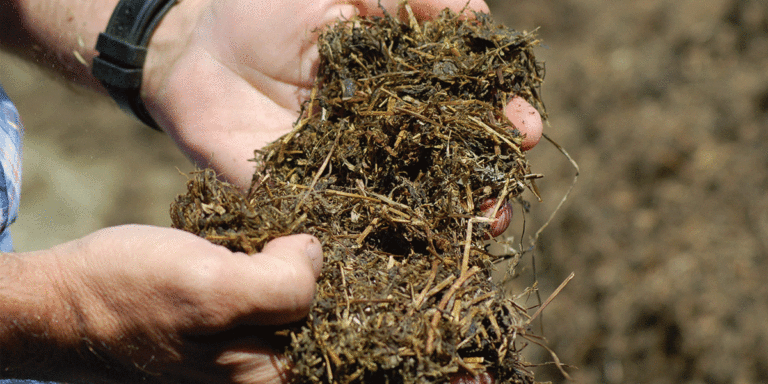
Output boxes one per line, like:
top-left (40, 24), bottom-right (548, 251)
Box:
top-left (0, 84), bottom-right (23, 252)
top-left (0, 86), bottom-right (36, 383)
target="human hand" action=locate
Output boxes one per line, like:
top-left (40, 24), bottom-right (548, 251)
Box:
top-left (140, 0), bottom-right (542, 189)
top-left (2, 225), bottom-right (322, 383)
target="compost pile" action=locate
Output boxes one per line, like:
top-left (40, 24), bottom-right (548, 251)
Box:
top-left (172, 5), bottom-right (546, 383)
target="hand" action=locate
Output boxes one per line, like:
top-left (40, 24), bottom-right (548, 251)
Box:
top-left (4, 225), bottom-right (322, 383)
top-left (140, 0), bottom-right (542, 189)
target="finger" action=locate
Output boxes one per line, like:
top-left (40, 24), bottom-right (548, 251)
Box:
top-left (403, 0), bottom-right (490, 19)
top-left (505, 95), bottom-right (543, 151)
top-left (357, 0), bottom-right (490, 19)
top-left (216, 347), bottom-right (290, 384)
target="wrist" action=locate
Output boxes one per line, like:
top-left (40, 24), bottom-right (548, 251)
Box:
top-left (0, 0), bottom-right (119, 89)
top-left (140, 0), bottom-right (208, 131)
top-left (0, 249), bottom-right (82, 380)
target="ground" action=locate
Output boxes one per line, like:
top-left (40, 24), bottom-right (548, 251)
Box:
top-left (488, 1), bottom-right (768, 383)
top-left (1, 0), bottom-right (767, 383)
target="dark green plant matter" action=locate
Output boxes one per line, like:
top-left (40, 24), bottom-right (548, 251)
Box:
top-left (172, 4), bottom-right (547, 383)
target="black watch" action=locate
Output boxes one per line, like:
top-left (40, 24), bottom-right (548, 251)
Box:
top-left (92, 0), bottom-right (178, 131)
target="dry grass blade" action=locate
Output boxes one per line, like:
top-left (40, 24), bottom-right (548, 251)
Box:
top-left (527, 271), bottom-right (574, 324)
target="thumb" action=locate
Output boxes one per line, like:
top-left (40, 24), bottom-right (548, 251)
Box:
top-left (70, 226), bottom-right (324, 328)
top-left (234, 234), bottom-right (324, 325)
top-left (261, 234), bottom-right (324, 281)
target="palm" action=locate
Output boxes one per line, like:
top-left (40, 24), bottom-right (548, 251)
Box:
top-left (147, 0), bottom-right (493, 189)
top-left (153, 0), bottom-right (371, 188)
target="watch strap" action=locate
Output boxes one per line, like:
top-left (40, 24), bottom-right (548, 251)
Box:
top-left (92, 0), bottom-right (178, 131)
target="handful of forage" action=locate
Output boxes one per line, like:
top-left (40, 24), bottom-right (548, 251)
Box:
top-left (172, 4), bottom-right (553, 383)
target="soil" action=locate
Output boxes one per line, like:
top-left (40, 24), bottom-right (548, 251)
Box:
top-left (1, 0), bottom-right (767, 383)
top-left (486, 0), bottom-right (768, 383)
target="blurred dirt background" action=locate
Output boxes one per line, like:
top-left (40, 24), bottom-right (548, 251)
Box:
top-left (488, 0), bottom-right (768, 383)
top-left (1, 0), bottom-right (767, 383)
top-left (0, 58), bottom-right (192, 251)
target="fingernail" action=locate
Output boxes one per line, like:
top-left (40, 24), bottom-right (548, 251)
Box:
top-left (305, 236), bottom-right (324, 278)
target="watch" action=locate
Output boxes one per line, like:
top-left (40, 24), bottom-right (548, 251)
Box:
top-left (92, 0), bottom-right (178, 131)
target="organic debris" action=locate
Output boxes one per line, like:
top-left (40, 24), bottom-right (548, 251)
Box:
top-left (172, 4), bottom-right (546, 383)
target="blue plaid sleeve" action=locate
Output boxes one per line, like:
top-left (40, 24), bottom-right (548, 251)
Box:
top-left (0, 87), bottom-right (60, 384)
top-left (0, 84), bottom-right (24, 253)
top-left (0, 86), bottom-right (47, 384)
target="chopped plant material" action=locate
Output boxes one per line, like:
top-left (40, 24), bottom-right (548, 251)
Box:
top-left (172, 4), bottom-right (547, 383)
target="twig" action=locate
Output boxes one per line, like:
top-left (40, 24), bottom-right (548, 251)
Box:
top-left (462, 182), bottom-right (510, 275)
top-left (455, 357), bottom-right (478, 377)
top-left (358, 70), bottom-right (419, 81)
top-left (355, 217), bottom-right (380, 245)
top-left (290, 185), bottom-right (383, 203)
top-left (294, 135), bottom-right (339, 213)
top-left (461, 219), bottom-right (475, 276)
top-left (281, 87), bottom-right (317, 144)
top-left (426, 266), bottom-right (480, 354)
top-left (367, 191), bottom-right (412, 211)
top-left (394, 106), bottom-right (443, 128)
top-left (408, 260), bottom-right (439, 315)
top-left (402, 1), bottom-right (423, 35)
top-left (468, 116), bottom-right (523, 156)
top-left (521, 334), bottom-right (572, 380)
top-left (527, 271), bottom-right (574, 324)
top-left (340, 262), bottom-right (351, 308)
top-left (531, 133), bottom-right (579, 245)
top-left (424, 275), bottom-right (457, 300)
top-left (528, 133), bottom-right (579, 330)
